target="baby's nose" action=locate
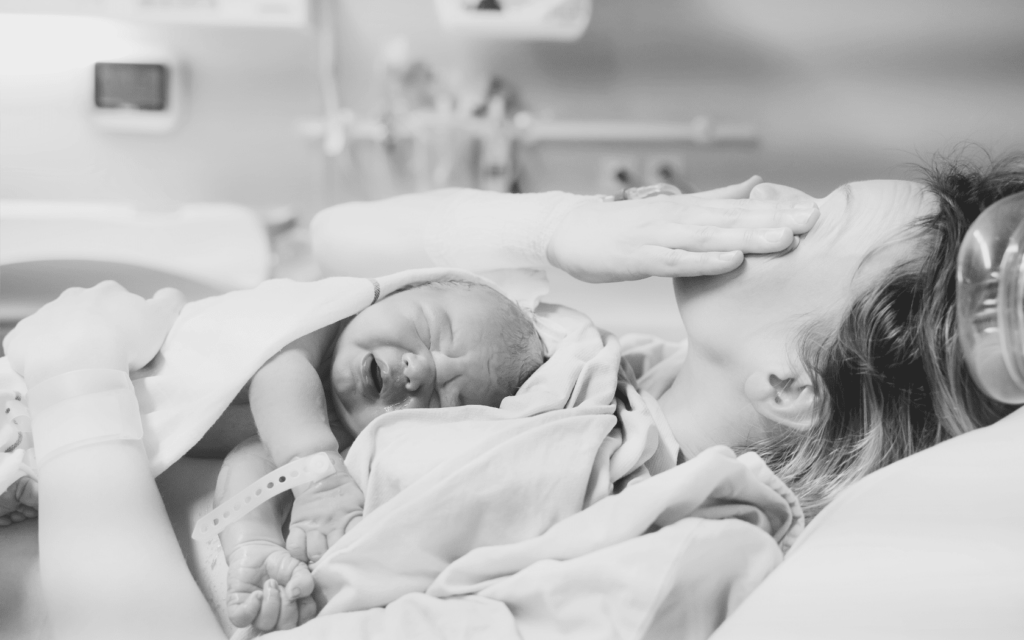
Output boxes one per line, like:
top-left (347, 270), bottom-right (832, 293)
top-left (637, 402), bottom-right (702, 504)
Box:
top-left (402, 352), bottom-right (433, 392)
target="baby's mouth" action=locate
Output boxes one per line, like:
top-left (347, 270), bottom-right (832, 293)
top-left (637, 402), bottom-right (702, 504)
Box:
top-left (361, 353), bottom-right (385, 398)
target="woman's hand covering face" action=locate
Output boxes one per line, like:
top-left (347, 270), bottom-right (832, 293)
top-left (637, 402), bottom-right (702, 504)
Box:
top-left (546, 176), bottom-right (820, 283)
top-left (3, 281), bottom-right (186, 386)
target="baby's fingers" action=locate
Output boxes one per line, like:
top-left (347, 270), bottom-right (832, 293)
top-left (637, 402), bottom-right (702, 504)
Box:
top-left (283, 563), bottom-right (315, 601)
top-left (227, 589), bottom-right (262, 628)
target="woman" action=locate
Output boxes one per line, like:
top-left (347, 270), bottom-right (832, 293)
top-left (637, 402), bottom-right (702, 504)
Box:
top-left (311, 150), bottom-right (1024, 517)
top-left (8, 150), bottom-right (1023, 637)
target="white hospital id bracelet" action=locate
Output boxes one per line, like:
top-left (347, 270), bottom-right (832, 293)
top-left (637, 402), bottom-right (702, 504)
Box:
top-left (28, 369), bottom-right (142, 466)
top-left (191, 452), bottom-right (335, 541)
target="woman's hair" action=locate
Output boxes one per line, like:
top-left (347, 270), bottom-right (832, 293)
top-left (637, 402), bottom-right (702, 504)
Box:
top-left (390, 279), bottom-right (544, 397)
top-left (756, 148), bottom-right (1024, 518)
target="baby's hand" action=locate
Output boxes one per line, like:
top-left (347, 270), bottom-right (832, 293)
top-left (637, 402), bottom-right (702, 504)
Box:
top-left (0, 474), bottom-right (37, 526)
top-left (286, 453), bottom-right (363, 564)
top-left (226, 541), bottom-right (316, 631)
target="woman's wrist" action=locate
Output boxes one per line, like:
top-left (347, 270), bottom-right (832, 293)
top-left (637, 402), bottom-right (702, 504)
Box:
top-left (545, 196), bottom-right (601, 272)
top-left (28, 369), bottom-right (142, 467)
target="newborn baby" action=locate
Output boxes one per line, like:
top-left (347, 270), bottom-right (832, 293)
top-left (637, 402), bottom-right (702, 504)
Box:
top-left (214, 279), bottom-right (545, 631)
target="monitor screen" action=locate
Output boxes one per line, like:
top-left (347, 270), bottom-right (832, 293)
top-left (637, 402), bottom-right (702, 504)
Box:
top-left (94, 63), bottom-right (168, 111)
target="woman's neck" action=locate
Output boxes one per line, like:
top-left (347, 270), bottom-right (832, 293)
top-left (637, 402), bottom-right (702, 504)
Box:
top-left (657, 350), bottom-right (763, 459)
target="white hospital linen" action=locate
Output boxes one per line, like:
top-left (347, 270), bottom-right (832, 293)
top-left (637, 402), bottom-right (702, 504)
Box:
top-left (261, 446), bottom-right (798, 640)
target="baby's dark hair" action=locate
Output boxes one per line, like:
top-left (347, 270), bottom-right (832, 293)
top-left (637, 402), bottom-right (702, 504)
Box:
top-left (388, 279), bottom-right (544, 398)
top-left (756, 147), bottom-right (1024, 519)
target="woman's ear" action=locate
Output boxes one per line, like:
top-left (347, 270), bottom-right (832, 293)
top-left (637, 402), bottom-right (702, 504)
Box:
top-left (743, 368), bottom-right (817, 431)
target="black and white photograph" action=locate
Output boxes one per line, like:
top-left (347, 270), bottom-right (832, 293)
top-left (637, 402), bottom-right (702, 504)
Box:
top-left (0, 1), bottom-right (1022, 638)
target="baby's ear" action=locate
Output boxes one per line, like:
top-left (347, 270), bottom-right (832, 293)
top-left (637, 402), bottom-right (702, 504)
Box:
top-left (743, 367), bottom-right (817, 431)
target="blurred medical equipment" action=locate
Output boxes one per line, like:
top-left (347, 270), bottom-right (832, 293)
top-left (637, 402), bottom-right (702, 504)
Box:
top-left (957, 191), bottom-right (1024, 403)
top-left (0, 200), bottom-right (273, 498)
top-left (92, 45), bottom-right (182, 134)
top-left (602, 182), bottom-right (683, 202)
top-left (433, 0), bottom-right (592, 41)
top-left (0, 0), bottom-right (308, 28)
top-left (302, 28), bottom-right (757, 193)
top-left (0, 201), bottom-right (272, 332)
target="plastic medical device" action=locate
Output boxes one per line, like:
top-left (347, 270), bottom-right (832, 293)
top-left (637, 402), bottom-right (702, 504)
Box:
top-left (191, 452), bottom-right (335, 541)
top-left (92, 45), bottom-right (183, 134)
top-left (957, 191), bottom-right (1024, 403)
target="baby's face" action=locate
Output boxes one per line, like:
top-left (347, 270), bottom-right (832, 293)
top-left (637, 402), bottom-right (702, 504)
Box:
top-left (330, 284), bottom-right (512, 435)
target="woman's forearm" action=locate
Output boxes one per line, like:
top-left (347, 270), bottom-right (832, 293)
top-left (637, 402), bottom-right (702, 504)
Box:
top-left (309, 188), bottom-right (595, 277)
top-left (39, 438), bottom-right (224, 640)
top-left (4, 283), bottom-right (209, 638)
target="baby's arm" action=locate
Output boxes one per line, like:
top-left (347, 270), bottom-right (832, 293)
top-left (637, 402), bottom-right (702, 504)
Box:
top-left (248, 326), bottom-right (340, 465)
top-left (215, 437), bottom-right (315, 632)
top-left (248, 325), bottom-right (363, 563)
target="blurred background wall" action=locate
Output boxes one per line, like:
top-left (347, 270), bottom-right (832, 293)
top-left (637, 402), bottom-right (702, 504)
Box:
top-left (2, 0), bottom-right (1023, 213)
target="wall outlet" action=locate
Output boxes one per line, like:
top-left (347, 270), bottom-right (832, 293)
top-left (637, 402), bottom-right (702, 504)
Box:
top-left (598, 155), bottom-right (643, 195)
top-left (644, 153), bottom-right (687, 188)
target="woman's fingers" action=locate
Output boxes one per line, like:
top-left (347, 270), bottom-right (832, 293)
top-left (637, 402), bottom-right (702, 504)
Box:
top-left (306, 531), bottom-right (328, 564)
top-left (663, 198), bottom-right (819, 232)
top-left (691, 175), bottom-right (763, 199)
top-left (285, 527), bottom-right (309, 563)
top-left (4, 282), bottom-right (186, 380)
top-left (636, 246), bottom-right (744, 277)
top-left (656, 225), bottom-right (794, 253)
top-left (127, 287), bottom-right (186, 370)
top-left (150, 287), bottom-right (187, 320)
top-left (547, 194), bottom-right (819, 283)
top-left (254, 579), bottom-right (282, 631)
top-left (275, 590), bottom-right (300, 631)
top-left (297, 597), bottom-right (318, 626)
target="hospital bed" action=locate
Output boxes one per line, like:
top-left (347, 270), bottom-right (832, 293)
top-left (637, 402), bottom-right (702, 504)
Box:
top-left (1, 201), bottom-right (1022, 639)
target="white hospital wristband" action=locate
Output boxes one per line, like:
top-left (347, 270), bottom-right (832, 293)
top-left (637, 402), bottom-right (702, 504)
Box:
top-left (28, 369), bottom-right (142, 466)
top-left (191, 452), bottom-right (335, 541)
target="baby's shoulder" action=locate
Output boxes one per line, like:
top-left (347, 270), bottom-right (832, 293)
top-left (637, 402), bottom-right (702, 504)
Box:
top-left (288, 322), bottom-right (342, 367)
